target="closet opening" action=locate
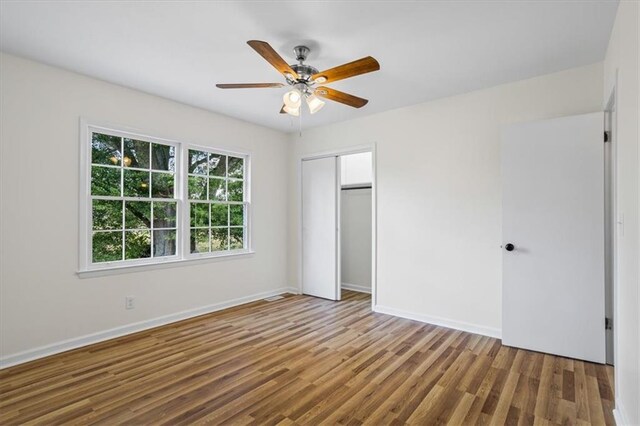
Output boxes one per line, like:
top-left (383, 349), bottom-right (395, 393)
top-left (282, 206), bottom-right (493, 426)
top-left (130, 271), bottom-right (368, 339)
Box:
top-left (339, 152), bottom-right (373, 297)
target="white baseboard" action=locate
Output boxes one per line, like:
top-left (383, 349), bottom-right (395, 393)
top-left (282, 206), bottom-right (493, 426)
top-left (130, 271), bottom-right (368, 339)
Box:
top-left (341, 282), bottom-right (371, 294)
top-left (0, 286), bottom-right (298, 370)
top-left (613, 402), bottom-right (631, 426)
top-left (374, 305), bottom-right (501, 339)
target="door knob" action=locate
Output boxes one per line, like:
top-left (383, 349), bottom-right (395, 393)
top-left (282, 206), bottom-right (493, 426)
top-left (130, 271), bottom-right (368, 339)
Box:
top-left (505, 243), bottom-right (515, 252)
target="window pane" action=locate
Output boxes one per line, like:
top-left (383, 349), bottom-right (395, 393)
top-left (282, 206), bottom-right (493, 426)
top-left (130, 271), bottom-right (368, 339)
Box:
top-left (211, 228), bottom-right (229, 251)
top-left (154, 201), bottom-right (177, 228)
top-left (93, 200), bottom-right (123, 230)
top-left (125, 230), bottom-right (151, 260)
top-left (228, 156), bottom-right (244, 179)
top-left (124, 201), bottom-right (151, 229)
top-left (123, 169), bottom-right (150, 197)
top-left (209, 154), bottom-right (226, 177)
top-left (91, 166), bottom-right (121, 196)
top-left (190, 203), bottom-right (209, 227)
top-left (229, 204), bottom-right (244, 226)
top-left (211, 204), bottom-right (228, 227)
top-left (188, 176), bottom-right (207, 200)
top-left (209, 178), bottom-right (226, 201)
top-left (152, 144), bottom-right (175, 171)
top-left (151, 172), bottom-right (174, 198)
top-left (92, 231), bottom-right (122, 262)
top-left (153, 230), bottom-right (176, 257)
top-left (92, 133), bottom-right (121, 166)
top-left (227, 180), bottom-right (243, 202)
top-left (230, 227), bottom-right (244, 250)
top-left (190, 228), bottom-right (209, 253)
top-left (189, 150), bottom-right (208, 175)
top-left (123, 138), bottom-right (150, 169)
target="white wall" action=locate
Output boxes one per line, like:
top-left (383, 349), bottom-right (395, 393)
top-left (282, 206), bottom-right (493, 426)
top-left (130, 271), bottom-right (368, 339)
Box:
top-left (341, 152), bottom-right (372, 186)
top-left (0, 53), bottom-right (291, 364)
top-left (341, 188), bottom-right (372, 292)
top-left (603, 2), bottom-right (640, 424)
top-left (288, 62), bottom-right (604, 337)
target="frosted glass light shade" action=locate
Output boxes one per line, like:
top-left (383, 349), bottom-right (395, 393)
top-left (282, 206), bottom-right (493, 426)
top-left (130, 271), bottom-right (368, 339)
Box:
top-left (283, 105), bottom-right (300, 116)
top-left (306, 94), bottom-right (325, 114)
top-left (283, 90), bottom-right (302, 108)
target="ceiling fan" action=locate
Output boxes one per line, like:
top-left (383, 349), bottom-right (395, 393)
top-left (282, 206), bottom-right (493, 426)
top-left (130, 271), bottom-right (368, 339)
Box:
top-left (216, 40), bottom-right (380, 116)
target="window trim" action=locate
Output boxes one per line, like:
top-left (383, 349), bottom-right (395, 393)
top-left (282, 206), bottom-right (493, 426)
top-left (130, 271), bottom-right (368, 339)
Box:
top-left (78, 118), bottom-right (253, 274)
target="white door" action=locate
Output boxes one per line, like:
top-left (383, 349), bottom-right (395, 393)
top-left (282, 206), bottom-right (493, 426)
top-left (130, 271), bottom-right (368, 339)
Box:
top-left (302, 157), bottom-right (340, 300)
top-left (502, 112), bottom-right (605, 363)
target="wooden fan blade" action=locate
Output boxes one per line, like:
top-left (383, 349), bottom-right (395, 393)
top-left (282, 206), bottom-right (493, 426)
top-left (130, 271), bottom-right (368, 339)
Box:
top-left (279, 105), bottom-right (286, 114)
top-left (247, 40), bottom-right (299, 79)
top-left (216, 83), bottom-right (284, 89)
top-left (312, 56), bottom-right (379, 84)
top-left (314, 86), bottom-right (369, 108)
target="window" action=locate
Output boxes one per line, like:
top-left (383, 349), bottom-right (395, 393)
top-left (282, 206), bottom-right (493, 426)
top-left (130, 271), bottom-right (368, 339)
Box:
top-left (80, 123), bottom-right (251, 272)
top-left (187, 149), bottom-right (247, 254)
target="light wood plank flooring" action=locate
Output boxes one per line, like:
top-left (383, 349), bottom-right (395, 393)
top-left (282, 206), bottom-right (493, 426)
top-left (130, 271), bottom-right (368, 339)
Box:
top-left (0, 291), bottom-right (614, 425)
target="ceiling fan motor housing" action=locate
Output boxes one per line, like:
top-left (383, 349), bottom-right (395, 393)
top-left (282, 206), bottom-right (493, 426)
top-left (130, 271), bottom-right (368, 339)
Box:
top-left (290, 45), bottom-right (318, 82)
top-left (290, 64), bottom-right (318, 82)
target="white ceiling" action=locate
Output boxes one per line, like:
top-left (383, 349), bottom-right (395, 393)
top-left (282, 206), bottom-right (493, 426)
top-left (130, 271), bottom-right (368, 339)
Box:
top-left (0, 1), bottom-right (618, 133)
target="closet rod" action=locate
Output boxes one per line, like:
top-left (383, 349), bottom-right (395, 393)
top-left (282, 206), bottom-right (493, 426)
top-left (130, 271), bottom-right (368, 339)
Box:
top-left (341, 185), bottom-right (372, 191)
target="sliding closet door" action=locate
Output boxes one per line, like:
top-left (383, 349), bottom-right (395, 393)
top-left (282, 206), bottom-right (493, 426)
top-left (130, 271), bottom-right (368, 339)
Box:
top-left (302, 156), bottom-right (340, 300)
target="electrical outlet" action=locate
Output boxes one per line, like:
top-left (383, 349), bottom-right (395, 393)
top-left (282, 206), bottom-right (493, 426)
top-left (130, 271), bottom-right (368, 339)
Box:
top-left (125, 296), bottom-right (135, 310)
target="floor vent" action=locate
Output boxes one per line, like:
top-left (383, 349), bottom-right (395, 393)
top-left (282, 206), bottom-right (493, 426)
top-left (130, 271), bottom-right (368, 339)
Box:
top-left (264, 295), bottom-right (284, 302)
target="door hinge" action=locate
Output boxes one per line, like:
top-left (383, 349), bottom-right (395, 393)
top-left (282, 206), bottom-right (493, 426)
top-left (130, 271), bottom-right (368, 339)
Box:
top-left (605, 317), bottom-right (613, 330)
top-left (604, 131), bottom-right (610, 143)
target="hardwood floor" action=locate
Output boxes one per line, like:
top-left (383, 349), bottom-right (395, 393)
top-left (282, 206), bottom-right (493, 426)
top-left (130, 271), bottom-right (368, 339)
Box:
top-left (0, 291), bottom-right (614, 425)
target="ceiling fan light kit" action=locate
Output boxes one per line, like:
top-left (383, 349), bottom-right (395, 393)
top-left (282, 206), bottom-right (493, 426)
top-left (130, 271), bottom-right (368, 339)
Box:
top-left (216, 40), bottom-right (380, 119)
top-left (282, 83), bottom-right (326, 116)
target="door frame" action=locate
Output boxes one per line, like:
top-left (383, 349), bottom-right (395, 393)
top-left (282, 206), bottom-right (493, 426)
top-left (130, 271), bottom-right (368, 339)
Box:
top-left (604, 92), bottom-right (617, 366)
top-left (298, 143), bottom-right (377, 309)
top-left (604, 74), bottom-right (619, 393)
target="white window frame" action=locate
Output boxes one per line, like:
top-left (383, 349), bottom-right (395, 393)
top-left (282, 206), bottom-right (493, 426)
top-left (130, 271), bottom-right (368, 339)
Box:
top-left (79, 119), bottom-right (253, 275)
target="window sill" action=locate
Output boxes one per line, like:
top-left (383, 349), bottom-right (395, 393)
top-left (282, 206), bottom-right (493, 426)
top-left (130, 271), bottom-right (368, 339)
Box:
top-left (77, 250), bottom-right (255, 278)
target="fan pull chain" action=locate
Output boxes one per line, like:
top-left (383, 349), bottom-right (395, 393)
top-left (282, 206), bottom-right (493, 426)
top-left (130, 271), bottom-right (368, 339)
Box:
top-left (299, 105), bottom-right (303, 137)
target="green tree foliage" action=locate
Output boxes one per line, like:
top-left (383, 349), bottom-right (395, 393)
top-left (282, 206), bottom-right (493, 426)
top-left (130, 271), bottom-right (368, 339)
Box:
top-left (91, 133), bottom-right (178, 263)
top-left (92, 133), bottom-right (121, 165)
top-left (187, 149), bottom-right (246, 254)
top-left (91, 134), bottom-right (245, 262)
top-left (92, 231), bottom-right (122, 262)
top-left (125, 231), bottom-right (151, 260)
